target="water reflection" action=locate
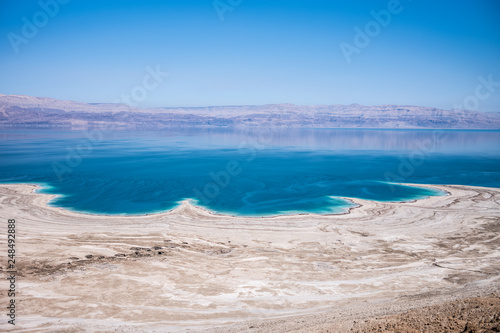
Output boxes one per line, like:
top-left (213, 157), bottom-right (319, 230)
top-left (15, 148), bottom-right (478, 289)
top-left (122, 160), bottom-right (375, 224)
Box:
top-left (5, 128), bottom-right (496, 153)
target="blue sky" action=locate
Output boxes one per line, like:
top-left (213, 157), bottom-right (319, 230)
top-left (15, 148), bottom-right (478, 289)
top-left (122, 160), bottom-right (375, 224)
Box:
top-left (0, 0), bottom-right (499, 111)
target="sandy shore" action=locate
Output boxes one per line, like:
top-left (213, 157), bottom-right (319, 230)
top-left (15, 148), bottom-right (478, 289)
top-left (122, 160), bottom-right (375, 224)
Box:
top-left (0, 183), bottom-right (499, 332)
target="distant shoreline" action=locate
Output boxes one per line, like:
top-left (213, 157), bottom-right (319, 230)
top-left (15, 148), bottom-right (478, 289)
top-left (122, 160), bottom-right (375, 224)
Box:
top-left (2, 93), bottom-right (500, 129)
top-left (3, 125), bottom-right (500, 130)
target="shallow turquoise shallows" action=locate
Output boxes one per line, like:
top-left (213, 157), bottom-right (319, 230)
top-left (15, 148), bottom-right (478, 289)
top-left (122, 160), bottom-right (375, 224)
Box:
top-left (0, 128), bottom-right (499, 216)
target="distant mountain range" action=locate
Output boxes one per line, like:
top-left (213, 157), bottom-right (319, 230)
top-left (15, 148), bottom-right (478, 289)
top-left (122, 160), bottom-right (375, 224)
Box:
top-left (1, 93), bottom-right (499, 129)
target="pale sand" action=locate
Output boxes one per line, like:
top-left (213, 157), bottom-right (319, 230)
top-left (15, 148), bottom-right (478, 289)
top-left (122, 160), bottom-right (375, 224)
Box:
top-left (0, 183), bottom-right (499, 332)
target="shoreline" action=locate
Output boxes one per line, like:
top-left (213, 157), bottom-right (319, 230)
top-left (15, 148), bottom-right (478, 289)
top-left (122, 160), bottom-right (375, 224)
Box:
top-left (0, 183), bottom-right (499, 332)
top-left (1, 181), bottom-right (451, 219)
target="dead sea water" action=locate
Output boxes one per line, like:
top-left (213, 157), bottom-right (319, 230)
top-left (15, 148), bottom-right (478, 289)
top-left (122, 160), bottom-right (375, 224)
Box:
top-left (0, 128), bottom-right (499, 216)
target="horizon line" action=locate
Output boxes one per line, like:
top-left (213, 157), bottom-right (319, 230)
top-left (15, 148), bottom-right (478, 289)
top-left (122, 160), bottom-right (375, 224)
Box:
top-left (2, 92), bottom-right (499, 113)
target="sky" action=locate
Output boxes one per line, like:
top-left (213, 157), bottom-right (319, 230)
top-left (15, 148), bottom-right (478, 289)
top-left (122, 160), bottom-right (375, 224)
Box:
top-left (0, 0), bottom-right (499, 111)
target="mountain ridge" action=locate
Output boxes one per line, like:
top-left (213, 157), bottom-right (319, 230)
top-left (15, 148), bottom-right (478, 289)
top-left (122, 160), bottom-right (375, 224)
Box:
top-left (1, 93), bottom-right (499, 129)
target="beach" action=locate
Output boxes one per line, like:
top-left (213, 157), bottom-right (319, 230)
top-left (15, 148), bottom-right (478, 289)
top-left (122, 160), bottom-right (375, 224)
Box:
top-left (0, 183), bottom-right (499, 332)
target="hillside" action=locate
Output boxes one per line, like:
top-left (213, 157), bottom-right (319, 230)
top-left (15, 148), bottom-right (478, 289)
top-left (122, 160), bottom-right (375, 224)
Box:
top-left (1, 93), bottom-right (499, 129)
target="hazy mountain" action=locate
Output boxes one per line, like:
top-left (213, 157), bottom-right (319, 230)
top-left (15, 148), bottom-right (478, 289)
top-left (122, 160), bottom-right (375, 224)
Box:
top-left (1, 93), bottom-right (499, 129)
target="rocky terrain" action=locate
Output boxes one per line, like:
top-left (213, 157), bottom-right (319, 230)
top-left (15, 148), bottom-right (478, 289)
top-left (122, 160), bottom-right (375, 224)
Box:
top-left (349, 294), bottom-right (500, 333)
top-left (1, 183), bottom-right (499, 332)
top-left (1, 93), bottom-right (500, 129)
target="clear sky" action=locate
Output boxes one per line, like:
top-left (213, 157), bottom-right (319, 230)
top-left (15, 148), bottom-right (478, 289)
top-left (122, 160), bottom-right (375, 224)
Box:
top-left (0, 0), bottom-right (499, 111)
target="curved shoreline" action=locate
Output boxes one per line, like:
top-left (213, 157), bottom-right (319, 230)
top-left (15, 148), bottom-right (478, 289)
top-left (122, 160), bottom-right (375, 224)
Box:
top-left (0, 183), bottom-right (499, 332)
top-left (1, 181), bottom-right (450, 219)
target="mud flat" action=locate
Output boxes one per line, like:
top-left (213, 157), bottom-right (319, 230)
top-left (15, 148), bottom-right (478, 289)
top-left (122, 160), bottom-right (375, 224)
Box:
top-left (0, 183), bottom-right (499, 332)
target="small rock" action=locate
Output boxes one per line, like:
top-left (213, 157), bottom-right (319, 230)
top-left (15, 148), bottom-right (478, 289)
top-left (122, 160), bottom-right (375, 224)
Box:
top-left (130, 247), bottom-right (149, 251)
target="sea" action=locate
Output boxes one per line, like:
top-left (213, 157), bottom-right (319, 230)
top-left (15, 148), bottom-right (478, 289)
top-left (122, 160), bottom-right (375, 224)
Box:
top-left (0, 128), bottom-right (499, 216)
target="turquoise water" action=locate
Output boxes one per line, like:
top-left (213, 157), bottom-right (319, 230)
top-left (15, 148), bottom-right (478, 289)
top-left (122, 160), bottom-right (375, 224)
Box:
top-left (0, 128), bottom-right (499, 216)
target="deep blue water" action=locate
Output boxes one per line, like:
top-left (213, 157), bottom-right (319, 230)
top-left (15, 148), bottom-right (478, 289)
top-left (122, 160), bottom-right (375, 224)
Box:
top-left (0, 128), bottom-right (499, 216)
